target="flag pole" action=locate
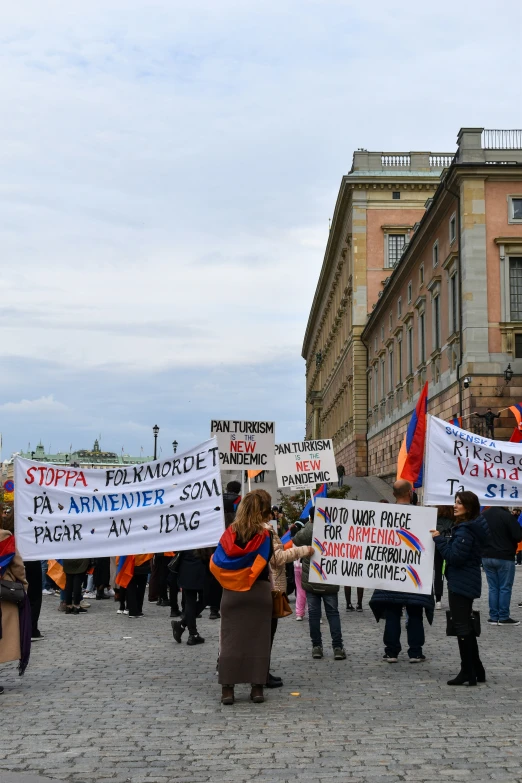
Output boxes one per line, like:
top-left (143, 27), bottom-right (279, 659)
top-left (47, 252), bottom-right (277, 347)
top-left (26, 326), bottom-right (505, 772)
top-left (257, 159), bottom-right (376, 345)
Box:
top-left (248, 476), bottom-right (252, 492)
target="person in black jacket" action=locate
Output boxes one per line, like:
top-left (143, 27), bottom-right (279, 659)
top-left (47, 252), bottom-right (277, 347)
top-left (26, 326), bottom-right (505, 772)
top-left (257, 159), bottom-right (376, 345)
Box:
top-left (171, 549), bottom-right (212, 646)
top-left (369, 480), bottom-right (435, 663)
top-left (482, 506), bottom-right (522, 625)
top-left (431, 491), bottom-right (490, 686)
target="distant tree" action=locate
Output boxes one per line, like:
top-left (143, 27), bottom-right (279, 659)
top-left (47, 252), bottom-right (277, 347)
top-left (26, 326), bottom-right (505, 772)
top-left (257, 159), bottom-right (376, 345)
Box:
top-left (277, 484), bottom-right (352, 525)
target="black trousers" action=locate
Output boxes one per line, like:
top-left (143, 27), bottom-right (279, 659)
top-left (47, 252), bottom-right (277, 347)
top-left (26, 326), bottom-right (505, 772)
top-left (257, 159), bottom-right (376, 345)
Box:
top-left (434, 549), bottom-right (445, 601)
top-left (448, 590), bottom-right (474, 636)
top-left (126, 573), bottom-right (148, 616)
top-left (155, 555), bottom-right (169, 601)
top-left (24, 560), bottom-right (42, 635)
top-left (183, 588), bottom-right (206, 635)
top-left (207, 571), bottom-right (222, 612)
top-left (168, 571), bottom-right (180, 610)
top-left (65, 573), bottom-right (84, 606)
top-left (94, 558), bottom-right (111, 590)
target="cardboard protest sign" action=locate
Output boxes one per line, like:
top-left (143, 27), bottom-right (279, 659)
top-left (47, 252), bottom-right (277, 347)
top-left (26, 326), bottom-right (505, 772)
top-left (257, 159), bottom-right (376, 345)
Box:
top-left (274, 439), bottom-right (337, 488)
top-left (309, 498), bottom-right (436, 595)
top-left (424, 414), bottom-right (522, 506)
top-left (14, 439), bottom-right (224, 560)
top-left (210, 420), bottom-right (275, 470)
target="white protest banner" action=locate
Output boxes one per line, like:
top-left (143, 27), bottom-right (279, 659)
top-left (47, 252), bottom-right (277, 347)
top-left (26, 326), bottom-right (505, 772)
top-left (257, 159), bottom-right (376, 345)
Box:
top-left (14, 439), bottom-right (224, 560)
top-left (274, 439), bottom-right (337, 489)
top-left (210, 420), bottom-right (275, 470)
top-left (424, 414), bottom-right (522, 506)
top-left (309, 498), bottom-right (436, 595)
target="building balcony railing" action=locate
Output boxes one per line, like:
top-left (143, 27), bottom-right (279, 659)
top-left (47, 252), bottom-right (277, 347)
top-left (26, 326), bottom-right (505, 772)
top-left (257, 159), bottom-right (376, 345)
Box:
top-left (483, 129), bottom-right (522, 150)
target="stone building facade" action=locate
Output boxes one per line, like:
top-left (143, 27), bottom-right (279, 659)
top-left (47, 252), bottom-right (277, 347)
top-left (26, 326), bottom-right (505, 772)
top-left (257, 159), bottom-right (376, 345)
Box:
top-left (302, 148), bottom-right (453, 475)
top-left (362, 128), bottom-right (522, 483)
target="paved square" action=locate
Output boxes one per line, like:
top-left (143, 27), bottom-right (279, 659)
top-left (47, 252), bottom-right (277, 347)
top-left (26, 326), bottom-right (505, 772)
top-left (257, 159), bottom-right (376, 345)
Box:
top-left (2, 576), bottom-right (522, 783)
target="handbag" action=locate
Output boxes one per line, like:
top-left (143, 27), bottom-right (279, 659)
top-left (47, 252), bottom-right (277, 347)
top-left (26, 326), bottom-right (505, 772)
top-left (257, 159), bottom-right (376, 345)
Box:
top-left (446, 609), bottom-right (481, 638)
top-left (272, 590), bottom-right (293, 619)
top-left (167, 553), bottom-right (182, 574)
top-left (0, 579), bottom-right (25, 607)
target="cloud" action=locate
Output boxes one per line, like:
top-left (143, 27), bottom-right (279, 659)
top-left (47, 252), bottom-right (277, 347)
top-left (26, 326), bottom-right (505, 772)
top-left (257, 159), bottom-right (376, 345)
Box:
top-left (0, 0), bottom-right (519, 455)
top-left (0, 395), bottom-right (69, 415)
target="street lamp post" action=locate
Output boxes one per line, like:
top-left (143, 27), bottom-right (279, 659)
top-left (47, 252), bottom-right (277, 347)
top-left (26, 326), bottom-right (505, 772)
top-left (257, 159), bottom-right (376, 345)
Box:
top-left (172, 440), bottom-right (178, 455)
top-left (153, 425), bottom-right (159, 460)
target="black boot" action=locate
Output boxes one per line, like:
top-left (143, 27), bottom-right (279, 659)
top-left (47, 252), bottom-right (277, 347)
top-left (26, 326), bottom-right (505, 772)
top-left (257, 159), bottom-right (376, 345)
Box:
top-left (187, 633), bottom-right (205, 646)
top-left (447, 636), bottom-right (476, 686)
top-left (469, 634), bottom-right (485, 683)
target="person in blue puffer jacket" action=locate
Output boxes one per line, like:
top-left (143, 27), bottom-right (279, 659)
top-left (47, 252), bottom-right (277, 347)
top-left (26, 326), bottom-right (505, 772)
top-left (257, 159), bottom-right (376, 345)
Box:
top-left (431, 491), bottom-right (490, 687)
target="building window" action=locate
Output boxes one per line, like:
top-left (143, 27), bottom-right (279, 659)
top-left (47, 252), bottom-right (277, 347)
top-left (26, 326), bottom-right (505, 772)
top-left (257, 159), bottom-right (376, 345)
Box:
top-left (516, 334), bottom-right (522, 358)
top-left (386, 234), bottom-right (406, 268)
top-left (389, 348), bottom-right (394, 391)
top-left (509, 258), bottom-right (522, 320)
top-left (381, 326), bottom-right (384, 342)
top-left (392, 191), bottom-right (401, 200)
top-left (374, 365), bottom-right (379, 405)
top-left (419, 312), bottom-right (426, 364)
top-left (398, 336), bottom-right (403, 384)
top-left (380, 359), bottom-right (385, 400)
top-left (433, 295), bottom-right (441, 350)
top-left (374, 336), bottom-right (377, 353)
top-left (509, 197), bottom-right (522, 223)
top-left (407, 326), bottom-right (413, 374)
top-left (433, 241), bottom-right (439, 268)
top-left (449, 213), bottom-right (457, 244)
top-left (450, 273), bottom-right (458, 334)
top-left (389, 313), bottom-right (392, 331)
top-left (407, 281), bottom-right (412, 304)
top-left (398, 297), bottom-right (402, 317)
top-left (420, 264), bottom-right (424, 284)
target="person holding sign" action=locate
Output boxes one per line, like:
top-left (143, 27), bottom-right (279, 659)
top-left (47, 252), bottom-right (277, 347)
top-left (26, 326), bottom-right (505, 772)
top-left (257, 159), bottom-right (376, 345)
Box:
top-left (431, 491), bottom-right (490, 686)
top-left (369, 481), bottom-right (435, 663)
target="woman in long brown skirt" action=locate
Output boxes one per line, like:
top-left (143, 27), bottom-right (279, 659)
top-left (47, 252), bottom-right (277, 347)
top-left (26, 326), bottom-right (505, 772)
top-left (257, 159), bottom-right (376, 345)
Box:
top-left (210, 489), bottom-right (275, 705)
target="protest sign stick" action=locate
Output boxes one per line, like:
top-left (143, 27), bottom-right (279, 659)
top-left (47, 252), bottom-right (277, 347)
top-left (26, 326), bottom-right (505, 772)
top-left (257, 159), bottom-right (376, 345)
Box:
top-left (248, 477), bottom-right (252, 492)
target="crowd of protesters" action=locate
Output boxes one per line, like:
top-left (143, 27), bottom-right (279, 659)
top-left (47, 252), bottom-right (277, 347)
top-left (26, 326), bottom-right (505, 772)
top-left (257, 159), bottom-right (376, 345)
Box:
top-left (2, 477), bottom-right (522, 702)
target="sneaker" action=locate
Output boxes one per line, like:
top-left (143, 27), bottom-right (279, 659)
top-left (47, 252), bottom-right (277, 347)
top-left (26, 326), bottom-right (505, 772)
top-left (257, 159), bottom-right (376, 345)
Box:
top-left (83, 592), bottom-right (96, 599)
top-left (42, 589), bottom-right (54, 596)
top-left (296, 616), bottom-right (304, 622)
top-left (409, 655), bottom-right (426, 663)
top-left (73, 607), bottom-right (88, 614)
top-left (105, 588), bottom-right (115, 597)
top-left (96, 593), bottom-right (110, 600)
top-left (116, 609), bottom-right (125, 614)
top-left (333, 647), bottom-right (346, 660)
top-left (498, 618), bottom-right (520, 626)
top-left (187, 633), bottom-right (205, 646)
top-left (356, 605), bottom-right (363, 613)
top-left (122, 609), bottom-right (129, 615)
top-left (346, 603), bottom-right (355, 612)
top-left (31, 631), bottom-right (44, 641)
top-left (382, 654), bottom-right (398, 663)
top-left (80, 600), bottom-right (90, 609)
top-left (53, 590), bottom-right (61, 597)
top-left (209, 610), bottom-right (221, 620)
top-left (312, 646), bottom-right (323, 659)
top-left (435, 601), bottom-right (442, 610)
top-left (487, 618), bottom-right (499, 625)
top-left (171, 620), bottom-right (185, 643)
top-left (57, 601), bottom-right (66, 613)
top-left (128, 614), bottom-right (140, 619)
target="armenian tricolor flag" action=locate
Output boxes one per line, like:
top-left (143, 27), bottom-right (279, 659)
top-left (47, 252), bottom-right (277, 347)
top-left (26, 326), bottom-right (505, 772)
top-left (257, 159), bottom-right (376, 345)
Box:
top-left (0, 535), bottom-right (16, 576)
top-left (210, 527), bottom-right (271, 591)
top-left (47, 559), bottom-right (66, 590)
top-left (449, 414), bottom-right (462, 427)
top-left (299, 483), bottom-right (328, 520)
top-left (510, 427), bottom-right (522, 444)
top-left (115, 554), bottom-right (153, 588)
top-left (397, 382), bottom-right (428, 489)
top-left (247, 470), bottom-right (263, 479)
top-left (509, 403), bottom-right (522, 431)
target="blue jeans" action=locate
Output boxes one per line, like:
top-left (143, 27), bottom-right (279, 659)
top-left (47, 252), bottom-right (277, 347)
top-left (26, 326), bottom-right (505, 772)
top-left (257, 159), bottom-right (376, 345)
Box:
top-left (482, 557), bottom-right (515, 621)
top-left (383, 604), bottom-right (424, 658)
top-left (306, 592), bottom-right (343, 649)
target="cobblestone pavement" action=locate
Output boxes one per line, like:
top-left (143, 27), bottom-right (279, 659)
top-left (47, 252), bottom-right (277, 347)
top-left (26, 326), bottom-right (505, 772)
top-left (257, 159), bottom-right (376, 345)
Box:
top-left (2, 574), bottom-right (522, 783)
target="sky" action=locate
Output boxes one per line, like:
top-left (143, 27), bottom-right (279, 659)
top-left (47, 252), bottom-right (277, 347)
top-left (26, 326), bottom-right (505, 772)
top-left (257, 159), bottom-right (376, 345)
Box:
top-left (1, 0), bottom-right (521, 459)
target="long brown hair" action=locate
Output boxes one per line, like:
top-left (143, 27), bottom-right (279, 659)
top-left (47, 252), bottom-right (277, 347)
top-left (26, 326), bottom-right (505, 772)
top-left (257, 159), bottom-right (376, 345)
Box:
top-left (455, 491), bottom-right (480, 522)
top-left (232, 489), bottom-right (272, 541)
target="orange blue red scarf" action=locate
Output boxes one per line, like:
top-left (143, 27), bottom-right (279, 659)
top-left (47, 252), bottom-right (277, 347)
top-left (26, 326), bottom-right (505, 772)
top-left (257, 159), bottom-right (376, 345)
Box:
top-left (210, 527), bottom-right (271, 592)
top-left (115, 554), bottom-right (153, 588)
top-left (0, 536), bottom-right (16, 576)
